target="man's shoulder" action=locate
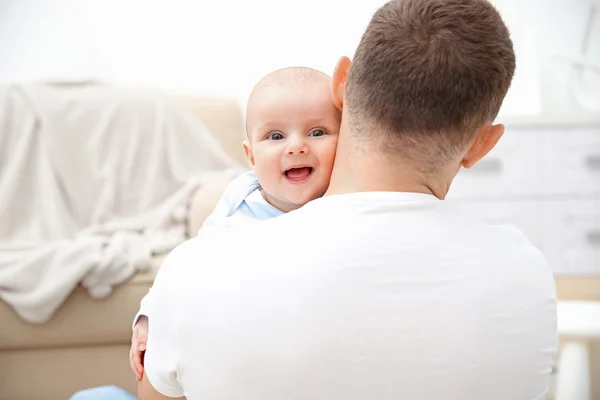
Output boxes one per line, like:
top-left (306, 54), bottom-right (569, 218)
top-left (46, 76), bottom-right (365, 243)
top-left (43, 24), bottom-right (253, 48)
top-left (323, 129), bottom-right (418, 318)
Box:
top-left (162, 234), bottom-right (241, 271)
top-left (475, 221), bottom-right (544, 259)
top-left (178, 231), bottom-right (245, 257)
top-left (439, 202), bottom-right (545, 261)
top-left (462, 220), bottom-right (554, 286)
top-left (155, 237), bottom-right (205, 279)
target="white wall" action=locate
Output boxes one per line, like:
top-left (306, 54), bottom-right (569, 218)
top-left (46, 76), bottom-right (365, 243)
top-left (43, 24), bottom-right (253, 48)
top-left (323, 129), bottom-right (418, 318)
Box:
top-left (0, 0), bottom-right (598, 116)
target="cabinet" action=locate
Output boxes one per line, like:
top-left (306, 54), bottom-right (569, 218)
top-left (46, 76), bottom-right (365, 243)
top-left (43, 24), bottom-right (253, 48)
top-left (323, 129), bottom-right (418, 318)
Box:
top-left (447, 121), bottom-right (600, 275)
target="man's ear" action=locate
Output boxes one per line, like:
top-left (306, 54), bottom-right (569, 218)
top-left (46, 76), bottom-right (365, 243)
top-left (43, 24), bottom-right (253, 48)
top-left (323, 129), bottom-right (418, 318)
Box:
top-left (332, 56), bottom-right (351, 112)
top-left (242, 139), bottom-right (255, 166)
top-left (461, 123), bottom-right (504, 169)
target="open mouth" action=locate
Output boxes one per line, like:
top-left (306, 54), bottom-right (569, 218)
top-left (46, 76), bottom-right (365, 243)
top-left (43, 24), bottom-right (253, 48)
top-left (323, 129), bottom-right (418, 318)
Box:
top-left (284, 167), bottom-right (314, 183)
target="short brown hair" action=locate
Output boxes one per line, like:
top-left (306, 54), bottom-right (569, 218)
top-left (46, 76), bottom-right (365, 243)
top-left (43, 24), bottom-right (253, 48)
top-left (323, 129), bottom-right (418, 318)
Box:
top-left (346, 0), bottom-right (515, 170)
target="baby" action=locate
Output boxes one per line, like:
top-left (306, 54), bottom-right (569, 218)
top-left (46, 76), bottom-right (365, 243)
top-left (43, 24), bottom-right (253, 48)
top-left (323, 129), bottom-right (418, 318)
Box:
top-left (129, 66), bottom-right (342, 380)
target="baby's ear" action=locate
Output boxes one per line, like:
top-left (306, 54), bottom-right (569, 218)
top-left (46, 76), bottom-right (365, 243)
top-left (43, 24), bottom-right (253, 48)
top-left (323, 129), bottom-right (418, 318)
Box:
top-left (242, 140), bottom-right (255, 166)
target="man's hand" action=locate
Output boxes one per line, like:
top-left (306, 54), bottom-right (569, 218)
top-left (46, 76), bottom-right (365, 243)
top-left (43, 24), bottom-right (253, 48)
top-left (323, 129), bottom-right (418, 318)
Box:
top-left (130, 315), bottom-right (149, 381)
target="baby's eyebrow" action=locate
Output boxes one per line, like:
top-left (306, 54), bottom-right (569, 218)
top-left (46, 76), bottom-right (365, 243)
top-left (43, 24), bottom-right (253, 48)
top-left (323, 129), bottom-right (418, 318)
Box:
top-left (256, 119), bottom-right (285, 128)
top-left (305, 115), bottom-right (328, 122)
top-left (255, 126), bottom-right (282, 134)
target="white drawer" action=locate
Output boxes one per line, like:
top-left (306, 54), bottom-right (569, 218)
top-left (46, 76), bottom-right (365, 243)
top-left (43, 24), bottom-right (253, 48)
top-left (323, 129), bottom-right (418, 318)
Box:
top-left (540, 200), bottom-right (600, 276)
top-left (450, 199), bottom-right (544, 255)
top-left (540, 127), bottom-right (600, 196)
top-left (447, 130), bottom-right (542, 200)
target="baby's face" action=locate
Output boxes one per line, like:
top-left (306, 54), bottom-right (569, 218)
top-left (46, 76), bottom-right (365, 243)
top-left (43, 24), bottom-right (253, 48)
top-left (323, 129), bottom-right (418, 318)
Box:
top-left (244, 83), bottom-right (341, 212)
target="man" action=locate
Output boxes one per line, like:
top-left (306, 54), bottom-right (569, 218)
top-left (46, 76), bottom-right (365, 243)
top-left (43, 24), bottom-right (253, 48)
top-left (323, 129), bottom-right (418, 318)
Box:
top-left (138, 0), bottom-right (557, 398)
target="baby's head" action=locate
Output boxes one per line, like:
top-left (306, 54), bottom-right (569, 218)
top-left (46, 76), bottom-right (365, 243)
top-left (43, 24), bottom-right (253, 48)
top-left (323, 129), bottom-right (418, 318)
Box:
top-left (243, 67), bottom-right (341, 212)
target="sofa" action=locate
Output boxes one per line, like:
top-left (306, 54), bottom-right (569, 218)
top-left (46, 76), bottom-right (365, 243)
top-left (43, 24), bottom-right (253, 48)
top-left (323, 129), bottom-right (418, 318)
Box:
top-left (0, 93), bottom-right (247, 400)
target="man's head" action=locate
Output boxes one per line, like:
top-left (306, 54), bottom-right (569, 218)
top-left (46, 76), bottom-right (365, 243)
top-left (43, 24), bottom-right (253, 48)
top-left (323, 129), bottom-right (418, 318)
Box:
top-left (244, 67), bottom-right (341, 212)
top-left (331, 0), bottom-right (515, 184)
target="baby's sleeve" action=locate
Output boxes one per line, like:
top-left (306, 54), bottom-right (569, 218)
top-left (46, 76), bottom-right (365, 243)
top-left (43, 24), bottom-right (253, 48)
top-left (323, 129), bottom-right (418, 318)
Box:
top-left (200, 171), bottom-right (261, 231)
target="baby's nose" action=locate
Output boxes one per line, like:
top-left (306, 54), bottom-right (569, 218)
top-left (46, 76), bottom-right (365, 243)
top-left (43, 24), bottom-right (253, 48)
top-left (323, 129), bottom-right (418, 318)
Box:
top-left (287, 147), bottom-right (306, 155)
top-left (286, 139), bottom-right (308, 155)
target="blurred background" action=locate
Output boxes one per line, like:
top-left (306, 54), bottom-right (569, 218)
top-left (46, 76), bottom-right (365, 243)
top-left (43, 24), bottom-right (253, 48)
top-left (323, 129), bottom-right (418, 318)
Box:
top-left (0, 0), bottom-right (598, 116)
top-left (0, 0), bottom-right (598, 399)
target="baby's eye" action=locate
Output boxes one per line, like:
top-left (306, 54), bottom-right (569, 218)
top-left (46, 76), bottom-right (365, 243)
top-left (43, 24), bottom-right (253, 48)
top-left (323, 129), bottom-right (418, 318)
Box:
top-left (309, 129), bottom-right (325, 137)
top-left (267, 132), bottom-right (284, 140)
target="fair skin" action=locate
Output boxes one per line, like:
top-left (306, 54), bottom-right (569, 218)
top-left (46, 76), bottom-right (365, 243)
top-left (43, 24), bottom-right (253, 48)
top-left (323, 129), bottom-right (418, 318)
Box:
top-left (243, 77), bottom-right (341, 212)
top-left (131, 70), bottom-right (341, 385)
top-left (326, 56), bottom-right (504, 199)
top-left (130, 315), bottom-right (147, 380)
top-left (137, 56), bottom-right (505, 400)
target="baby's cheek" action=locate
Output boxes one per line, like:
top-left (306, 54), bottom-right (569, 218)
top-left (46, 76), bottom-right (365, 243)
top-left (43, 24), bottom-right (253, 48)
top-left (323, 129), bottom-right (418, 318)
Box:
top-left (253, 164), bottom-right (280, 190)
top-left (313, 181), bottom-right (330, 199)
top-left (322, 144), bottom-right (338, 170)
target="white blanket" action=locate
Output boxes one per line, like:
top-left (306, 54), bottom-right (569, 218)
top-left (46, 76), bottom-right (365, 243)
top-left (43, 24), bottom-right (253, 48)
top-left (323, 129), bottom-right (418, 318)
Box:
top-left (0, 81), bottom-right (241, 323)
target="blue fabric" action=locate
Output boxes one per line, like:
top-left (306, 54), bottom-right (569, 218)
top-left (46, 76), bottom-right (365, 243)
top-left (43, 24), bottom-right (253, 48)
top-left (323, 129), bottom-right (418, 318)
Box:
top-left (235, 186), bottom-right (284, 221)
top-left (69, 385), bottom-right (136, 400)
top-left (201, 171), bottom-right (283, 230)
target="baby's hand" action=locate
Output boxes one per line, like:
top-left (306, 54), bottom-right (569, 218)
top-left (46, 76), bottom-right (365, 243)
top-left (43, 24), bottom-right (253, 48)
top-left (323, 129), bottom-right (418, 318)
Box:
top-left (129, 315), bottom-right (148, 381)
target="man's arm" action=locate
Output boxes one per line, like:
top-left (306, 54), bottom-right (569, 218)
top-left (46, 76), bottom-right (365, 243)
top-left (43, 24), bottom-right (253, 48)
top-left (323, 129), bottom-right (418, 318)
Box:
top-left (138, 372), bottom-right (186, 400)
top-left (135, 239), bottom-right (196, 398)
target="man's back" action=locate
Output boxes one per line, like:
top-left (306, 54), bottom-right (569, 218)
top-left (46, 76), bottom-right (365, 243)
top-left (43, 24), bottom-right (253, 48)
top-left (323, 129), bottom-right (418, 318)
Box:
top-left (144, 192), bottom-right (557, 399)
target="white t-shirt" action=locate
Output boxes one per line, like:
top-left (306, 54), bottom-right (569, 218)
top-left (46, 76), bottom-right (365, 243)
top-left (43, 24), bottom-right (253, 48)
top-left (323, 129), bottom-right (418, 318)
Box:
top-left (142, 192), bottom-right (557, 400)
top-left (134, 171), bottom-right (282, 325)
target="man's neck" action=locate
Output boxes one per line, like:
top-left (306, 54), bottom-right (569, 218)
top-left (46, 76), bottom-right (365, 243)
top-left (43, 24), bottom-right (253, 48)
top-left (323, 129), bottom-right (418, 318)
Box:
top-left (325, 139), bottom-right (454, 200)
